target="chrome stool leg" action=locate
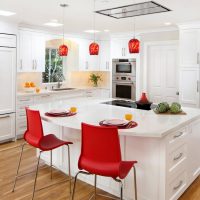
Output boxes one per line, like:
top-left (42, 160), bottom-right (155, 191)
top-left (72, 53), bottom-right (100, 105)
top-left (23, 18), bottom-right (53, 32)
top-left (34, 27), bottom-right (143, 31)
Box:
top-left (12, 142), bottom-right (26, 192)
top-left (133, 166), bottom-right (137, 200)
top-left (32, 151), bottom-right (42, 200)
top-left (67, 145), bottom-right (72, 194)
top-left (94, 175), bottom-right (97, 199)
top-left (50, 150), bottom-right (53, 179)
top-left (72, 171), bottom-right (91, 200)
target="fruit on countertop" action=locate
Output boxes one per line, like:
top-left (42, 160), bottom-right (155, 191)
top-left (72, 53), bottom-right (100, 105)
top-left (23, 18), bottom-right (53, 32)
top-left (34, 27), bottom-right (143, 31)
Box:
top-left (24, 82), bottom-right (30, 88)
top-left (155, 102), bottom-right (169, 113)
top-left (30, 82), bottom-right (36, 87)
top-left (155, 102), bottom-right (182, 114)
top-left (170, 102), bottom-right (182, 114)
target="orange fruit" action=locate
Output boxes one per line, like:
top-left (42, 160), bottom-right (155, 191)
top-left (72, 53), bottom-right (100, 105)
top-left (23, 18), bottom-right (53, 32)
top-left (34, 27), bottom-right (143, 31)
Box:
top-left (24, 82), bottom-right (30, 88)
top-left (30, 82), bottom-right (35, 87)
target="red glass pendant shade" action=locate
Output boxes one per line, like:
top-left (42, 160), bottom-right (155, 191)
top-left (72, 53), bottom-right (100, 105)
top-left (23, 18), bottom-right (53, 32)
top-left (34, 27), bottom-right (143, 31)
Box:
top-left (128, 38), bottom-right (140, 54)
top-left (58, 44), bottom-right (68, 56)
top-left (89, 42), bottom-right (99, 55)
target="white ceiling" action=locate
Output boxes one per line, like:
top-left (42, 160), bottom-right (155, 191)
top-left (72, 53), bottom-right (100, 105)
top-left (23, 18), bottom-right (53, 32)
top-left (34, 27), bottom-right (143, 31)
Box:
top-left (0, 0), bottom-right (200, 35)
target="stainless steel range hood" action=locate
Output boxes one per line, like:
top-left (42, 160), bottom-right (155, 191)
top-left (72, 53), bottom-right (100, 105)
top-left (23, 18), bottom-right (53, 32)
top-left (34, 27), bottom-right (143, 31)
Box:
top-left (95, 1), bottom-right (171, 19)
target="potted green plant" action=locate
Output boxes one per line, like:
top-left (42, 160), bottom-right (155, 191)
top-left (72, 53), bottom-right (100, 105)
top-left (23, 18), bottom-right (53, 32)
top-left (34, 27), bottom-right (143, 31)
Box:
top-left (89, 73), bottom-right (102, 87)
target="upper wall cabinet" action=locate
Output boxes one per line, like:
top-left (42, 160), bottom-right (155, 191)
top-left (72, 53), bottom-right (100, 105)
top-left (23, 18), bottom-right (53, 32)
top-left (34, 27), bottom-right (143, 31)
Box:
top-left (111, 38), bottom-right (135, 59)
top-left (179, 29), bottom-right (200, 67)
top-left (18, 30), bottom-right (45, 72)
top-left (99, 40), bottom-right (110, 71)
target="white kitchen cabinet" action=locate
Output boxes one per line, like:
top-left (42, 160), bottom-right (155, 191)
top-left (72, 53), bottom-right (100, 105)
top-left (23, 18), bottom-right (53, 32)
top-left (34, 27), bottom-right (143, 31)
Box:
top-left (179, 68), bottom-right (199, 107)
top-left (99, 40), bottom-right (110, 71)
top-left (0, 47), bottom-right (16, 115)
top-left (78, 39), bottom-right (100, 71)
top-left (111, 38), bottom-right (133, 58)
top-left (188, 119), bottom-right (200, 184)
top-left (179, 29), bottom-right (200, 67)
top-left (18, 30), bottom-right (45, 72)
top-left (0, 113), bottom-right (15, 142)
top-left (179, 25), bottom-right (200, 108)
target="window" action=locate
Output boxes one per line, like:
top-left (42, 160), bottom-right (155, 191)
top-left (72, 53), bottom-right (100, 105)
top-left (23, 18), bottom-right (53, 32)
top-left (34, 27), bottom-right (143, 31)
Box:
top-left (42, 48), bottom-right (65, 83)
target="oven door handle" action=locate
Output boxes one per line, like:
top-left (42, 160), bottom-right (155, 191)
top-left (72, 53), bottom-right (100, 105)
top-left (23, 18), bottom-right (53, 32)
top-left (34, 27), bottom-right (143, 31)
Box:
top-left (113, 81), bottom-right (135, 85)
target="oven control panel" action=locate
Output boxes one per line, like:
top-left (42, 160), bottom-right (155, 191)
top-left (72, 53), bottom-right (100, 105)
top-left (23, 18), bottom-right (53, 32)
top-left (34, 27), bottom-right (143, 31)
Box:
top-left (113, 76), bottom-right (136, 82)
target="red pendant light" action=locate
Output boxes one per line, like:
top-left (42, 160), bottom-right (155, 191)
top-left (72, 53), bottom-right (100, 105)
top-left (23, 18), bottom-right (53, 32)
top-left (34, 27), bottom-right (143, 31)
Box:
top-left (89, 0), bottom-right (99, 56)
top-left (129, 15), bottom-right (140, 54)
top-left (59, 44), bottom-right (68, 56)
top-left (58, 4), bottom-right (68, 57)
top-left (89, 42), bottom-right (99, 55)
top-left (129, 38), bottom-right (140, 54)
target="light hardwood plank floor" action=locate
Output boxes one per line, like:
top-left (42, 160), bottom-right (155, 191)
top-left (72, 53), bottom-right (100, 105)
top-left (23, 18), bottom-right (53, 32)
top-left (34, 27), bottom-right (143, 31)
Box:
top-left (0, 140), bottom-right (199, 200)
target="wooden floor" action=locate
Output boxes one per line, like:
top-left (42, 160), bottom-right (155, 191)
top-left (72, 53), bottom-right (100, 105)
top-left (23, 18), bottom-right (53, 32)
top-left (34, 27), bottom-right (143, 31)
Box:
top-left (0, 140), bottom-right (200, 200)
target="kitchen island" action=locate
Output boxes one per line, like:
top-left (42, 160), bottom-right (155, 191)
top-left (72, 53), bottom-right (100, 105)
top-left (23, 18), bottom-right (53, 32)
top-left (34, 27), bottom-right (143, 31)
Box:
top-left (31, 97), bottom-right (200, 200)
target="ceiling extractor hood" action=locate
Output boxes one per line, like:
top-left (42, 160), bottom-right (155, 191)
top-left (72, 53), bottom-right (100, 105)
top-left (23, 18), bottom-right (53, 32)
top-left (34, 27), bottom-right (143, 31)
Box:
top-left (95, 1), bottom-right (171, 19)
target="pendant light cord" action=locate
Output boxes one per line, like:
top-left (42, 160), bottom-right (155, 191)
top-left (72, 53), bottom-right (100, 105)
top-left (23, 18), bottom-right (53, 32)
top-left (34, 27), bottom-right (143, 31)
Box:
top-left (93, 0), bottom-right (96, 42)
top-left (133, 0), bottom-right (136, 38)
top-left (62, 5), bottom-right (65, 44)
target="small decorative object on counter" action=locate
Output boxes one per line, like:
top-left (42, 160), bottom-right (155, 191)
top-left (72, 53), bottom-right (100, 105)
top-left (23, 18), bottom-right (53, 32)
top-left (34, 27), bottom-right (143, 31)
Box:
top-left (135, 92), bottom-right (152, 110)
top-left (125, 113), bottom-right (133, 121)
top-left (70, 107), bottom-right (77, 113)
top-left (23, 82), bottom-right (35, 93)
top-left (89, 73), bottom-right (102, 87)
top-left (154, 102), bottom-right (185, 115)
top-left (35, 87), bottom-right (40, 93)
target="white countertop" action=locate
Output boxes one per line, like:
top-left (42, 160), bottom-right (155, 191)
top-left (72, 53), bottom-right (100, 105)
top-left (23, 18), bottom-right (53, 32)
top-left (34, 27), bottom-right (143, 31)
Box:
top-left (30, 97), bottom-right (200, 138)
top-left (17, 87), bottom-right (110, 97)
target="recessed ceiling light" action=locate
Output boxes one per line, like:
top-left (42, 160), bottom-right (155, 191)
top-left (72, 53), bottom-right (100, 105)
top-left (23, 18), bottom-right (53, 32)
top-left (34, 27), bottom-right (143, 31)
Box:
top-left (164, 22), bottom-right (172, 26)
top-left (44, 22), bottom-right (63, 27)
top-left (104, 29), bottom-right (110, 32)
top-left (84, 30), bottom-right (100, 33)
top-left (0, 10), bottom-right (16, 16)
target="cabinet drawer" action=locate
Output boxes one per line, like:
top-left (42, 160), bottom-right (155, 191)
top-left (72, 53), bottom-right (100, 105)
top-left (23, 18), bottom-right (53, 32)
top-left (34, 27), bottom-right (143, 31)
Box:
top-left (0, 34), bottom-right (16, 47)
top-left (17, 96), bottom-right (34, 106)
top-left (0, 113), bottom-right (15, 142)
top-left (168, 144), bottom-right (187, 174)
top-left (166, 127), bottom-right (188, 151)
top-left (167, 170), bottom-right (187, 200)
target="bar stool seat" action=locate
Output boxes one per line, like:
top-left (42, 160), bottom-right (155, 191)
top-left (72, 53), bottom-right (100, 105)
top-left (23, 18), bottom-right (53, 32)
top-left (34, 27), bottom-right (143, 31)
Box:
top-left (79, 158), bottom-right (137, 179)
top-left (25, 133), bottom-right (73, 151)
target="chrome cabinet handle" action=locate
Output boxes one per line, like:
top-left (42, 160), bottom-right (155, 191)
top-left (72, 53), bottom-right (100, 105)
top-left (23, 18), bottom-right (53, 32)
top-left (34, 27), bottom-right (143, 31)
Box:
top-left (173, 132), bottom-right (184, 139)
top-left (173, 153), bottom-right (183, 161)
top-left (0, 115), bottom-right (10, 119)
top-left (173, 180), bottom-right (183, 191)
top-left (197, 53), bottom-right (200, 65)
top-left (20, 59), bottom-right (23, 70)
top-left (35, 60), bottom-right (37, 70)
top-left (32, 60), bottom-right (35, 70)
top-left (122, 48), bottom-right (124, 56)
top-left (41, 95), bottom-right (50, 98)
top-left (107, 61), bottom-right (109, 70)
top-left (86, 61), bottom-right (89, 70)
top-left (197, 81), bottom-right (199, 93)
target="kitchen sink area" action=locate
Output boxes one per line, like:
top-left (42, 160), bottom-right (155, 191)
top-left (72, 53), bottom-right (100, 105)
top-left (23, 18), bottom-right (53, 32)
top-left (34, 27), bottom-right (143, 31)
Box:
top-left (51, 87), bottom-right (76, 91)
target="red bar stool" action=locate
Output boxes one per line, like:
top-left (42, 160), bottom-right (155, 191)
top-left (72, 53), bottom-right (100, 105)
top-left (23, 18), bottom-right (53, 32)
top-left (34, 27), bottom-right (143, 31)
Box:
top-left (12, 108), bottom-right (73, 200)
top-left (72, 123), bottom-right (138, 200)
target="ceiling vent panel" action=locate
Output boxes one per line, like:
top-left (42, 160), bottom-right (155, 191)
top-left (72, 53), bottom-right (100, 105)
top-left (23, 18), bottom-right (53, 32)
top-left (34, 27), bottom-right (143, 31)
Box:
top-left (95, 1), bottom-right (171, 19)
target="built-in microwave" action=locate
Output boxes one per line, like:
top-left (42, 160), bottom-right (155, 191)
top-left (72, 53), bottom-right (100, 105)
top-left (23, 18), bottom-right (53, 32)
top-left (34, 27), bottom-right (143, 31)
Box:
top-left (112, 59), bottom-right (136, 76)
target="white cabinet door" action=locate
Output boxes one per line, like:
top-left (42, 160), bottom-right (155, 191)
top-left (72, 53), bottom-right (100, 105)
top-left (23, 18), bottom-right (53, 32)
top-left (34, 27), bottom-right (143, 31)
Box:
top-left (0, 47), bottom-right (16, 114)
top-left (19, 30), bottom-right (33, 72)
top-left (179, 30), bottom-right (200, 67)
top-left (18, 30), bottom-right (46, 72)
top-left (78, 39), bottom-right (88, 71)
top-left (99, 40), bottom-right (110, 71)
top-left (32, 33), bottom-right (45, 72)
top-left (0, 113), bottom-right (15, 142)
top-left (179, 68), bottom-right (199, 107)
top-left (188, 119), bottom-right (200, 184)
top-left (111, 39), bottom-right (124, 58)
